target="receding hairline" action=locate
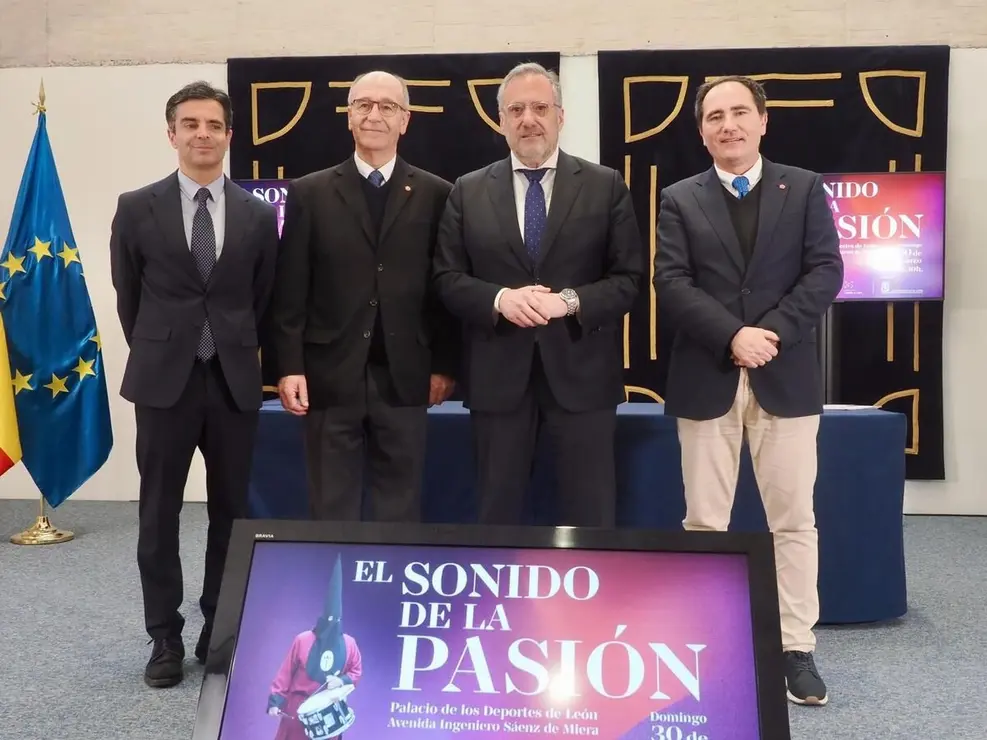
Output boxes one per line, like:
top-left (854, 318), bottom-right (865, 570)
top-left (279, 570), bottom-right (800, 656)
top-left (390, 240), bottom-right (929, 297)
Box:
top-left (496, 62), bottom-right (563, 109)
top-left (347, 71), bottom-right (410, 108)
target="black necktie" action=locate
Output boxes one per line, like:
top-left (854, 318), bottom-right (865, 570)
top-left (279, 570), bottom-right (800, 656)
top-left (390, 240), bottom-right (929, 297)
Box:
top-left (190, 187), bottom-right (216, 360)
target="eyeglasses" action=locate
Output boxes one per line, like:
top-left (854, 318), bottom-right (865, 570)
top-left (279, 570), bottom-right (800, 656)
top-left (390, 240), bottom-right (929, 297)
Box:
top-left (503, 101), bottom-right (559, 119)
top-left (349, 98), bottom-right (406, 117)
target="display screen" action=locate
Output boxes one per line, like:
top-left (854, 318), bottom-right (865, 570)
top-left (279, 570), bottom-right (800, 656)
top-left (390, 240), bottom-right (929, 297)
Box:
top-left (240, 179), bottom-right (288, 235)
top-left (825, 171), bottom-right (946, 301)
top-left (214, 541), bottom-right (760, 740)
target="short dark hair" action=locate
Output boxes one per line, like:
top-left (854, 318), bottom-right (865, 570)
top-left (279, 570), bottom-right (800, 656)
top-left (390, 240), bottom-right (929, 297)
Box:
top-left (166, 81), bottom-right (233, 131)
top-left (694, 75), bottom-right (767, 124)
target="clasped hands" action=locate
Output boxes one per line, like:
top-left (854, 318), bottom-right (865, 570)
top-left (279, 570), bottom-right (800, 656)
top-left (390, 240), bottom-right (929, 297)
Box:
top-left (730, 326), bottom-right (780, 368)
top-left (499, 285), bottom-right (568, 328)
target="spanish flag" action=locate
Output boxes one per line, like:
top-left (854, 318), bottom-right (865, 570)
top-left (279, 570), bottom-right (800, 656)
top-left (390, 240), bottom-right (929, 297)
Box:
top-left (0, 313), bottom-right (23, 475)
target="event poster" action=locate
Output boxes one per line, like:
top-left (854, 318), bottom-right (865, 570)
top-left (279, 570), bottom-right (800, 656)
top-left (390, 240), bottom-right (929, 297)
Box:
top-left (239, 179), bottom-right (288, 235)
top-left (824, 172), bottom-right (945, 301)
top-left (218, 542), bottom-right (761, 740)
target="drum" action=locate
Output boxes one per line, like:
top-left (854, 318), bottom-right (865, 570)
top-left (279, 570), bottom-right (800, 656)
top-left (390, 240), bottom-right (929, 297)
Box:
top-left (296, 683), bottom-right (356, 739)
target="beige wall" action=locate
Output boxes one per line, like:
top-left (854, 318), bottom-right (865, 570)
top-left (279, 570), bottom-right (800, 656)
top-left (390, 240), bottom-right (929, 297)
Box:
top-left (2, 0), bottom-right (987, 68)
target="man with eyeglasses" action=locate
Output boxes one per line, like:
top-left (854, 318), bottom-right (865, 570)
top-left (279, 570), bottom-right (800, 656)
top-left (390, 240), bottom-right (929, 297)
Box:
top-left (432, 62), bottom-right (644, 527)
top-left (270, 71), bottom-right (459, 524)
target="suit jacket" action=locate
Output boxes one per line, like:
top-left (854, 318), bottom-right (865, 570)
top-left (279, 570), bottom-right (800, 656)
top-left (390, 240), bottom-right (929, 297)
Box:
top-left (653, 158), bottom-right (844, 420)
top-left (109, 173), bottom-right (279, 412)
top-left (432, 150), bottom-right (644, 413)
top-left (268, 156), bottom-right (459, 409)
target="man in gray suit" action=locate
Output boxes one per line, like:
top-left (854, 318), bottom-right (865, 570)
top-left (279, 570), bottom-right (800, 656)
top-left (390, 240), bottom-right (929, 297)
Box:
top-left (654, 75), bottom-right (843, 707)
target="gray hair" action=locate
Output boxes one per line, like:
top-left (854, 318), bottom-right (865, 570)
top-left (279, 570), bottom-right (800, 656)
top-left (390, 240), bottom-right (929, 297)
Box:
top-left (496, 62), bottom-right (562, 109)
top-left (348, 71), bottom-right (411, 108)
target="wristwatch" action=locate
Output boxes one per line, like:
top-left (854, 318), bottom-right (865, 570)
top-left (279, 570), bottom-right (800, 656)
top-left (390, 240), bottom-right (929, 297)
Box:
top-left (559, 288), bottom-right (579, 317)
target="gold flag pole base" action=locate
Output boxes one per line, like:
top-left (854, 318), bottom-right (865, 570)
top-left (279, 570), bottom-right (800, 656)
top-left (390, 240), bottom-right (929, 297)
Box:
top-left (10, 495), bottom-right (74, 545)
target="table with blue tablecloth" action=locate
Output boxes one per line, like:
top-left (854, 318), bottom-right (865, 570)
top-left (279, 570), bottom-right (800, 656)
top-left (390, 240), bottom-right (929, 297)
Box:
top-left (247, 399), bottom-right (907, 625)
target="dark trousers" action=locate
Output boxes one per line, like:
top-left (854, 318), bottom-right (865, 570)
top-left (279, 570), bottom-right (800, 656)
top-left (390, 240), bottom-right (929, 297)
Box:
top-left (303, 362), bottom-right (427, 522)
top-left (470, 349), bottom-right (617, 527)
top-left (135, 358), bottom-right (258, 641)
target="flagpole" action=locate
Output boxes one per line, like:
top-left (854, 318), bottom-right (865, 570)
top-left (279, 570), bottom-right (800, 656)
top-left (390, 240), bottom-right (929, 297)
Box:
top-left (8, 78), bottom-right (73, 546)
top-left (10, 493), bottom-right (74, 545)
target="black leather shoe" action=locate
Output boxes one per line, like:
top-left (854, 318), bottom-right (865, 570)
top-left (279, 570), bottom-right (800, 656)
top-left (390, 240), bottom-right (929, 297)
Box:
top-left (195, 623), bottom-right (212, 665)
top-left (144, 637), bottom-right (185, 688)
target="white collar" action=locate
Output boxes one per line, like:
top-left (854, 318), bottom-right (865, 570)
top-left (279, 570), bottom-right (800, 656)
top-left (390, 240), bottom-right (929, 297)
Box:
top-left (510, 147), bottom-right (560, 172)
top-left (354, 153), bottom-right (397, 182)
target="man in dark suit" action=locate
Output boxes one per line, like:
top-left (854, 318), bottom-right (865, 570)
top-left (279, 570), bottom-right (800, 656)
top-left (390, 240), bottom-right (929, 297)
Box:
top-left (110, 81), bottom-right (279, 688)
top-left (654, 75), bottom-right (843, 706)
top-left (432, 62), bottom-right (644, 528)
top-left (270, 71), bottom-right (458, 523)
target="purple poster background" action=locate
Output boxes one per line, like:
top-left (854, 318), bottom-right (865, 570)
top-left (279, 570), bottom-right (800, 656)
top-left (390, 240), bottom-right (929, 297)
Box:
top-left (237, 179), bottom-right (287, 235)
top-left (216, 542), bottom-right (761, 740)
top-left (825, 171), bottom-right (946, 301)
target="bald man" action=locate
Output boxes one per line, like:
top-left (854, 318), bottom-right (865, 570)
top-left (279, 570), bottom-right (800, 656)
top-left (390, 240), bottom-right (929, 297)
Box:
top-left (270, 71), bottom-right (460, 523)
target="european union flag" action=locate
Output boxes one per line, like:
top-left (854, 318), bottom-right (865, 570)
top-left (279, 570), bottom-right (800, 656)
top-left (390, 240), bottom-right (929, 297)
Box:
top-left (0, 89), bottom-right (112, 508)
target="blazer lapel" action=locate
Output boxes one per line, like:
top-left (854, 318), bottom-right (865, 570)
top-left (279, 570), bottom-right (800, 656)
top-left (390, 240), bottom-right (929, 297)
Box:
top-left (748, 160), bottom-right (788, 270)
top-left (487, 159), bottom-right (530, 269)
top-left (536, 151), bottom-right (582, 265)
top-left (379, 158), bottom-right (414, 244)
top-left (150, 174), bottom-right (201, 284)
top-left (212, 180), bottom-right (254, 281)
top-left (693, 167), bottom-right (745, 274)
top-left (333, 159), bottom-right (375, 246)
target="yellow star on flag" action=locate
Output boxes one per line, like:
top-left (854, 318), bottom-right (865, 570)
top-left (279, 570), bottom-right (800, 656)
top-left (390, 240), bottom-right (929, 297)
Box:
top-left (72, 357), bottom-right (96, 380)
top-left (90, 332), bottom-right (102, 351)
top-left (12, 370), bottom-right (33, 395)
top-left (1, 253), bottom-right (26, 275)
top-left (57, 244), bottom-right (80, 267)
top-left (0, 281), bottom-right (6, 301)
top-left (43, 374), bottom-right (69, 397)
top-left (28, 237), bottom-right (53, 260)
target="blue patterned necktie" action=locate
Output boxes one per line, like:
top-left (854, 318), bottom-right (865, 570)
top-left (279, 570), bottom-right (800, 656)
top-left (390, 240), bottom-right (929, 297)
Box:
top-left (732, 175), bottom-right (750, 199)
top-left (190, 187), bottom-right (216, 361)
top-left (368, 169), bottom-right (384, 187)
top-left (521, 168), bottom-right (549, 261)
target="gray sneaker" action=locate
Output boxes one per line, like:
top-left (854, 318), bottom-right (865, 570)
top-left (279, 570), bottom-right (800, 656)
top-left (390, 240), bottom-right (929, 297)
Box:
top-left (784, 650), bottom-right (828, 706)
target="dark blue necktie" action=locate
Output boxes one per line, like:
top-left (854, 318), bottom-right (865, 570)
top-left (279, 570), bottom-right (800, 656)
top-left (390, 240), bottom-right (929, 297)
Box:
top-left (521, 168), bottom-right (549, 261)
top-left (732, 175), bottom-right (750, 199)
top-left (368, 170), bottom-right (384, 187)
top-left (190, 187), bottom-right (216, 360)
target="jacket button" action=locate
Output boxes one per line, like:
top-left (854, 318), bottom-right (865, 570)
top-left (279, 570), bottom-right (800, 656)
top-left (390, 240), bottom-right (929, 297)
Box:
top-left (363, 330), bottom-right (371, 338)
top-left (741, 288), bottom-right (750, 295)
top-left (377, 264), bottom-right (384, 272)
top-left (370, 298), bottom-right (378, 307)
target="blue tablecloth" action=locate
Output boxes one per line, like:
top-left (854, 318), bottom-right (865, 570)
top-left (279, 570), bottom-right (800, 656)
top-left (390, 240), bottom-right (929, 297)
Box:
top-left (248, 400), bottom-right (907, 625)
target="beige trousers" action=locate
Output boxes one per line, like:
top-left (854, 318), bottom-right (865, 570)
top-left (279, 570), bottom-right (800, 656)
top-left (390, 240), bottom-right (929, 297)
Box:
top-left (677, 369), bottom-right (820, 653)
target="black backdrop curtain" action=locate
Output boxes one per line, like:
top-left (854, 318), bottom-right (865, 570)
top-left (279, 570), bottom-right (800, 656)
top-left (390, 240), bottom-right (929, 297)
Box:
top-left (597, 45), bottom-right (949, 479)
top-left (227, 52), bottom-right (561, 182)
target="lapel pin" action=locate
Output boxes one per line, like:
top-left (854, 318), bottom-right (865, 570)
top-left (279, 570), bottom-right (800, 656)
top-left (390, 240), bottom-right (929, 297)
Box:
top-left (405, 185), bottom-right (412, 192)
top-left (779, 183), bottom-right (786, 189)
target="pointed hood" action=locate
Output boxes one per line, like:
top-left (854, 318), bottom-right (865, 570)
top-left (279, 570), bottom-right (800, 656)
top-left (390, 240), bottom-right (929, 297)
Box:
top-left (305, 554), bottom-right (347, 683)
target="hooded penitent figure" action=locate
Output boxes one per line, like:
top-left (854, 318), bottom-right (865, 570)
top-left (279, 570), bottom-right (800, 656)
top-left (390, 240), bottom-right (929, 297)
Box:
top-left (268, 554), bottom-right (364, 740)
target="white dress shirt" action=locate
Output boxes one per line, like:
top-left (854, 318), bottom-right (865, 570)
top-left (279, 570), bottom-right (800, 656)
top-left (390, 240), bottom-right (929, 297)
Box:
top-left (715, 155), bottom-right (762, 198)
top-left (177, 170), bottom-right (226, 258)
top-left (354, 152), bottom-right (396, 183)
top-left (494, 148), bottom-right (561, 314)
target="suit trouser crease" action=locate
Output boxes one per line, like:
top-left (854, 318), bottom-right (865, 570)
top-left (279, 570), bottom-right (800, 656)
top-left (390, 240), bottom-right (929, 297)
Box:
top-left (677, 369), bottom-right (819, 653)
top-left (303, 363), bottom-right (427, 522)
top-left (471, 349), bottom-right (617, 528)
top-left (136, 359), bottom-right (258, 640)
